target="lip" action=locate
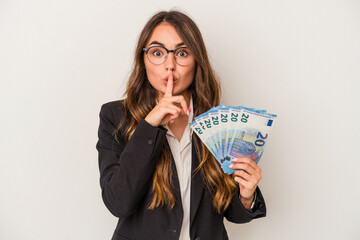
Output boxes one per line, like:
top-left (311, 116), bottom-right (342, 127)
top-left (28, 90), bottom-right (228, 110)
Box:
top-left (164, 77), bottom-right (177, 84)
top-left (164, 77), bottom-right (177, 81)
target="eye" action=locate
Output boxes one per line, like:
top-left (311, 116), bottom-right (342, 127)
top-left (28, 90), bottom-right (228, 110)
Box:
top-left (149, 47), bottom-right (165, 57)
top-left (153, 50), bottom-right (163, 57)
top-left (177, 50), bottom-right (188, 57)
top-left (151, 49), bottom-right (164, 57)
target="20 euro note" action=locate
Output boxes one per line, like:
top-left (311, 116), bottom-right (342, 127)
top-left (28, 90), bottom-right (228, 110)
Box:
top-left (190, 105), bottom-right (277, 174)
top-left (221, 107), bottom-right (277, 173)
top-left (192, 105), bottom-right (225, 160)
top-left (221, 127), bottom-right (271, 174)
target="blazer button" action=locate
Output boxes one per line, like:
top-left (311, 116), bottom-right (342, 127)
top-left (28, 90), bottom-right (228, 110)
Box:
top-left (195, 237), bottom-right (201, 240)
top-left (147, 139), bottom-right (154, 145)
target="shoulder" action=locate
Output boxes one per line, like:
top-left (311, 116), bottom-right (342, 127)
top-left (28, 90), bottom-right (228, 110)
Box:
top-left (98, 99), bottom-right (131, 143)
top-left (100, 99), bottom-right (125, 114)
top-left (100, 99), bottom-right (127, 118)
top-left (99, 99), bottom-right (132, 130)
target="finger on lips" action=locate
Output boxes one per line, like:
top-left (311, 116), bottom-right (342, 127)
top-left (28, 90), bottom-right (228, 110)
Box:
top-left (163, 70), bottom-right (191, 123)
top-left (164, 71), bottom-right (174, 97)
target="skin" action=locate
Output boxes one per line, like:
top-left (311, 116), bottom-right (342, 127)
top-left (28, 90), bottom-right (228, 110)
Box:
top-left (144, 23), bottom-right (194, 141)
top-left (144, 23), bottom-right (196, 103)
top-left (230, 158), bottom-right (262, 208)
top-left (143, 22), bottom-right (261, 209)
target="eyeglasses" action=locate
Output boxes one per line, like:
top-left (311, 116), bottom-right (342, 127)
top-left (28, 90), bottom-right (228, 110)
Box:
top-left (143, 45), bottom-right (194, 66)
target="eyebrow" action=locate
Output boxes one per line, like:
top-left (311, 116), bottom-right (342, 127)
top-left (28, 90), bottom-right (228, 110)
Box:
top-left (149, 41), bottom-right (185, 48)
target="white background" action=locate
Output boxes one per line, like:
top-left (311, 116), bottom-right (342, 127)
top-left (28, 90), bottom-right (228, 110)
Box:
top-left (1, 0), bottom-right (359, 239)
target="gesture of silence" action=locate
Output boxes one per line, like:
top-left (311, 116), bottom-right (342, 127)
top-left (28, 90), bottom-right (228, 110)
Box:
top-left (145, 69), bottom-right (191, 127)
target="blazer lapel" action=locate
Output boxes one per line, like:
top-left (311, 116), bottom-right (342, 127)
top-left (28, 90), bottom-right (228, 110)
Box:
top-left (190, 141), bottom-right (204, 226)
top-left (171, 156), bottom-right (183, 209)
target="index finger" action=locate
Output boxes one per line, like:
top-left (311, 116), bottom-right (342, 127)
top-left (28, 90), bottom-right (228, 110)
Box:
top-left (164, 69), bottom-right (173, 97)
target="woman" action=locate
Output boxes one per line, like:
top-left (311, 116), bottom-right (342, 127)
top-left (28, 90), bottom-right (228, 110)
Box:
top-left (96, 10), bottom-right (266, 240)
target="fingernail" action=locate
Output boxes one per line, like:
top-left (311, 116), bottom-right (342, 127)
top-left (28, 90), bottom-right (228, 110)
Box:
top-left (229, 164), bottom-right (233, 168)
top-left (186, 110), bottom-right (190, 116)
top-left (170, 119), bottom-right (174, 123)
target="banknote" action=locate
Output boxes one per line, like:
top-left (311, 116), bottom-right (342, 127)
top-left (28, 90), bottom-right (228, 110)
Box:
top-left (190, 105), bottom-right (277, 174)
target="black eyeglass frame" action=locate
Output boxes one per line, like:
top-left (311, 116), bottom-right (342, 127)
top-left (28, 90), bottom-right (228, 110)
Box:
top-left (142, 45), bottom-right (192, 66)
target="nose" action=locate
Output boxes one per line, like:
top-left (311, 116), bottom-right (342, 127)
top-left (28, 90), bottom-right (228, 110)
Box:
top-left (164, 52), bottom-right (176, 71)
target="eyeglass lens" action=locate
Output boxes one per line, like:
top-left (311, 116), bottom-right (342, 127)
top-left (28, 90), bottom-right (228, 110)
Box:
top-left (146, 46), bottom-right (193, 65)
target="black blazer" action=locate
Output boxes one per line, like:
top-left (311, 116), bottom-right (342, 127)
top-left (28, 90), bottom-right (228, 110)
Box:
top-left (96, 100), bottom-right (266, 240)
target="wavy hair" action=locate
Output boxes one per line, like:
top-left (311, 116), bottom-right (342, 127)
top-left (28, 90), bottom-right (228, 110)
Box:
top-left (115, 10), bottom-right (237, 213)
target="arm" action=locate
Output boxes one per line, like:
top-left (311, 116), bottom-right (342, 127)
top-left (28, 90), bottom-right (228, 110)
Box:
top-left (96, 101), bottom-right (167, 218)
top-left (97, 73), bottom-right (190, 218)
top-left (224, 186), bottom-right (266, 223)
top-left (225, 157), bottom-right (266, 223)
top-left (239, 189), bottom-right (256, 210)
top-left (239, 191), bottom-right (255, 210)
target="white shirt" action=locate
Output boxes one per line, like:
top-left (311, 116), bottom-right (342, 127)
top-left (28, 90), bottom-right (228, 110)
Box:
top-left (163, 98), bottom-right (194, 240)
top-left (163, 98), bottom-right (255, 240)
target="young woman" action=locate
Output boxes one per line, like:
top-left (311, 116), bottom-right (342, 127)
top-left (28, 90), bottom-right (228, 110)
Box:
top-left (96, 10), bottom-right (266, 240)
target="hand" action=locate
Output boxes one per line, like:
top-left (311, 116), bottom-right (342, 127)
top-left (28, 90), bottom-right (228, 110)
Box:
top-left (144, 71), bottom-right (191, 127)
top-left (229, 157), bottom-right (262, 201)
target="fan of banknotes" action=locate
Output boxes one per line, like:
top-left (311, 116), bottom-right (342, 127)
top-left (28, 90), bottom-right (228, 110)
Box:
top-left (189, 105), bottom-right (277, 174)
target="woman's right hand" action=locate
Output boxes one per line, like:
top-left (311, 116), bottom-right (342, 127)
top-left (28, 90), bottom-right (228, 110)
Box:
top-left (144, 72), bottom-right (190, 127)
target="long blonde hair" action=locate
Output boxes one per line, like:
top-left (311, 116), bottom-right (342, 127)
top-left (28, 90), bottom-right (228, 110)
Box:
top-left (116, 10), bottom-right (237, 213)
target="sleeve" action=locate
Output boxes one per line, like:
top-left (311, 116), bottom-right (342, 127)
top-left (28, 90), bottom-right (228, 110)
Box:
top-left (224, 186), bottom-right (266, 223)
top-left (238, 190), bottom-right (256, 210)
top-left (96, 102), bottom-right (167, 218)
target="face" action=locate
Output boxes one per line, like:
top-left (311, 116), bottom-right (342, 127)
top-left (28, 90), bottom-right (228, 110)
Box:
top-left (144, 23), bottom-right (196, 100)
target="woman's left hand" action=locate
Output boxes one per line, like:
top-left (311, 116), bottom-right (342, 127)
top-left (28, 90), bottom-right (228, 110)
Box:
top-left (230, 157), bottom-right (262, 203)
